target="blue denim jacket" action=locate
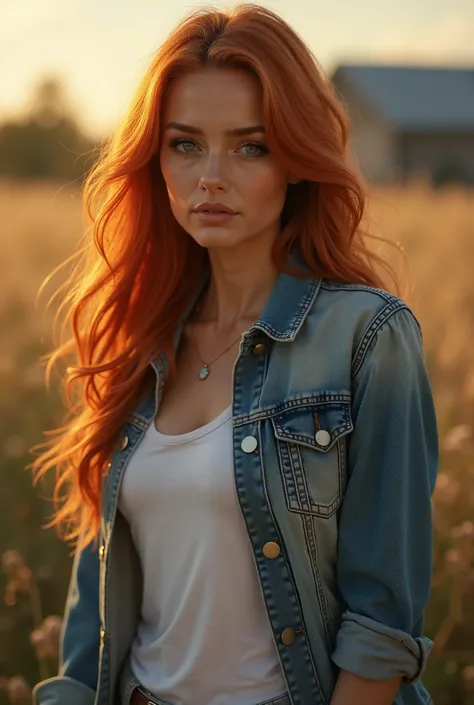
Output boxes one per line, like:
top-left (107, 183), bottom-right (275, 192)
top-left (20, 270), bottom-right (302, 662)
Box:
top-left (33, 264), bottom-right (438, 705)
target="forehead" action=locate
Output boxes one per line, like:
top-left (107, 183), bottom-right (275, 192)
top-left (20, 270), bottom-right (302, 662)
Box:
top-left (161, 67), bottom-right (264, 127)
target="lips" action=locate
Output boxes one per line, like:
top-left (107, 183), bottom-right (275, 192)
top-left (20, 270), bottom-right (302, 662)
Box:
top-left (193, 202), bottom-right (236, 215)
top-left (193, 209), bottom-right (236, 224)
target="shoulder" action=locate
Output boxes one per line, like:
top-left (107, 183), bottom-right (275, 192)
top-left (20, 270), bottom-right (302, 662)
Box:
top-left (315, 277), bottom-right (421, 332)
top-left (307, 278), bottom-right (423, 375)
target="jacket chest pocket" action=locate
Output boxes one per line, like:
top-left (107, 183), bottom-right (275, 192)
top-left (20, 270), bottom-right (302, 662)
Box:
top-left (271, 400), bottom-right (353, 518)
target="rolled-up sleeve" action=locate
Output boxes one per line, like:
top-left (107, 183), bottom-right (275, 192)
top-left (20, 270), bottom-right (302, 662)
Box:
top-left (331, 306), bottom-right (438, 683)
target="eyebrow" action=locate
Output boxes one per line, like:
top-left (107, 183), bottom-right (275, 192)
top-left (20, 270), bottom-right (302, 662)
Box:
top-left (164, 122), bottom-right (265, 137)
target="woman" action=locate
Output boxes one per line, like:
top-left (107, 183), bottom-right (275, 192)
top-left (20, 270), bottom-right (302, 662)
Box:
top-left (31, 4), bottom-right (438, 705)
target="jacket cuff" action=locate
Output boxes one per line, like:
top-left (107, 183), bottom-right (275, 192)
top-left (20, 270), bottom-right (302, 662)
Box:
top-left (331, 610), bottom-right (432, 683)
top-left (33, 676), bottom-right (96, 705)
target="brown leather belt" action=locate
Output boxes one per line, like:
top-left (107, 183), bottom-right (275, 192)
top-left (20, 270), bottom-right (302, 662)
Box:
top-left (130, 687), bottom-right (160, 705)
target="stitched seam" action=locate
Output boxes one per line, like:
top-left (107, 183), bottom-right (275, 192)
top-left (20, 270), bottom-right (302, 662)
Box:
top-left (276, 438), bottom-right (301, 512)
top-left (320, 281), bottom-right (397, 303)
top-left (290, 443), bottom-right (311, 511)
top-left (276, 436), bottom-right (343, 518)
top-left (302, 514), bottom-right (334, 645)
top-left (274, 422), bottom-right (352, 451)
top-left (351, 301), bottom-right (412, 378)
top-left (252, 278), bottom-right (322, 342)
top-left (128, 393), bottom-right (352, 428)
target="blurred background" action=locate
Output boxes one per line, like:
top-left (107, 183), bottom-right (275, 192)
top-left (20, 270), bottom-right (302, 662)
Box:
top-left (1, 0), bottom-right (474, 703)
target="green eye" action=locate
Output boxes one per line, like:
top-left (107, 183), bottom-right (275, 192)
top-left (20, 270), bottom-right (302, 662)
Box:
top-left (170, 139), bottom-right (197, 153)
top-left (168, 138), bottom-right (268, 157)
top-left (243, 144), bottom-right (259, 155)
top-left (240, 142), bottom-right (268, 156)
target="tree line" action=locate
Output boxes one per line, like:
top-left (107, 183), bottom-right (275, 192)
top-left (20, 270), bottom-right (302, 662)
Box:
top-left (0, 77), bottom-right (101, 182)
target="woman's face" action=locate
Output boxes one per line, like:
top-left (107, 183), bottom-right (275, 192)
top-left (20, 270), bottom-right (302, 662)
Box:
top-left (159, 66), bottom-right (293, 252)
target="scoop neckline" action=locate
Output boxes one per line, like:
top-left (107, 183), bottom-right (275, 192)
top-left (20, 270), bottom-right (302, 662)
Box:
top-left (151, 404), bottom-right (233, 446)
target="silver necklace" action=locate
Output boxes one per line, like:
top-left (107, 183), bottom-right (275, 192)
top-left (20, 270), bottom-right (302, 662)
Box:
top-left (188, 297), bottom-right (246, 380)
top-left (190, 330), bottom-right (243, 380)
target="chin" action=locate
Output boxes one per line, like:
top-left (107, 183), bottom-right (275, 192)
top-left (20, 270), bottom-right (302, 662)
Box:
top-left (189, 227), bottom-right (244, 249)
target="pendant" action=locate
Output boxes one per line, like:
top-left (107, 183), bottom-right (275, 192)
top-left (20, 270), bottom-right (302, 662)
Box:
top-left (199, 365), bottom-right (210, 380)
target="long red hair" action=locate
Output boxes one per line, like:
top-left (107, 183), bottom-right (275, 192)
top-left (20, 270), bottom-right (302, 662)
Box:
top-left (30, 3), bottom-right (403, 549)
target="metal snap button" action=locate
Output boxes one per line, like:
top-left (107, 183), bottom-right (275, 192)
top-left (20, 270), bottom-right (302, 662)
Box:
top-left (241, 436), bottom-right (258, 453)
top-left (99, 545), bottom-right (105, 561)
top-left (100, 627), bottom-right (106, 643)
top-left (281, 627), bottom-right (296, 645)
top-left (315, 430), bottom-right (331, 447)
top-left (262, 541), bottom-right (281, 559)
top-left (119, 435), bottom-right (129, 451)
top-left (252, 342), bottom-right (266, 356)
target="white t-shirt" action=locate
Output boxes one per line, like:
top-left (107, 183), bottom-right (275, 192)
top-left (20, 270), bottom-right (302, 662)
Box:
top-left (118, 404), bottom-right (286, 705)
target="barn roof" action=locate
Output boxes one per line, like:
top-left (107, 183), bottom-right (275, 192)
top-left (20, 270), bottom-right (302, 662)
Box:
top-left (331, 64), bottom-right (474, 131)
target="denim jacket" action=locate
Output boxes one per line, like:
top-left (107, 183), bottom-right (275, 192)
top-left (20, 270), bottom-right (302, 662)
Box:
top-left (33, 263), bottom-right (438, 705)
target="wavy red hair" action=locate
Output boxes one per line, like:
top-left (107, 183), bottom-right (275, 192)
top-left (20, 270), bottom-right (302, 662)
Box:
top-left (29, 3), bottom-right (403, 549)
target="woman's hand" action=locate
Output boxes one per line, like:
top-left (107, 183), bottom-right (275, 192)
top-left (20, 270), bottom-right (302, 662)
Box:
top-left (330, 670), bottom-right (402, 705)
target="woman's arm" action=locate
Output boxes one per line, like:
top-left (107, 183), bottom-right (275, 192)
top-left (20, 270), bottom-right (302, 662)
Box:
top-left (331, 671), bottom-right (402, 705)
top-left (33, 537), bottom-right (101, 705)
top-left (331, 306), bottom-right (438, 687)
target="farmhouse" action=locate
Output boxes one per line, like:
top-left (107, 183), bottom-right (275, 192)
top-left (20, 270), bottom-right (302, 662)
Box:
top-left (331, 64), bottom-right (474, 186)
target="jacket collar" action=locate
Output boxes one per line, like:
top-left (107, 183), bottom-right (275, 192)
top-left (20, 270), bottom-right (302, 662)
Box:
top-left (149, 248), bottom-right (321, 375)
top-left (250, 252), bottom-right (321, 342)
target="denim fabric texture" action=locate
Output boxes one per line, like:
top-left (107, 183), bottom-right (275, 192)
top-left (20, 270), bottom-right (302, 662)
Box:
top-left (32, 255), bottom-right (438, 705)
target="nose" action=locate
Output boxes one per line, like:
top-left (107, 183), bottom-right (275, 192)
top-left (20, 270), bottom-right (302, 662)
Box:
top-left (199, 153), bottom-right (229, 193)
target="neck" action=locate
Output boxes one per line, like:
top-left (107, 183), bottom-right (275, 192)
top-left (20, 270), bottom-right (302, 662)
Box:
top-left (196, 233), bottom-right (279, 334)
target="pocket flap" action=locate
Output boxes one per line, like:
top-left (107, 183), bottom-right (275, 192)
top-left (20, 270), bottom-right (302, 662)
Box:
top-left (272, 399), bottom-right (353, 452)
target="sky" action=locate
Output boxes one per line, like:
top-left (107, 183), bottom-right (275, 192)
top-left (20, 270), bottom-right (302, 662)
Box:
top-left (1, 0), bottom-right (474, 139)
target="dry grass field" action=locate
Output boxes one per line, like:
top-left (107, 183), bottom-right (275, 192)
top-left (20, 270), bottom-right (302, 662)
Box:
top-left (1, 178), bottom-right (474, 701)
